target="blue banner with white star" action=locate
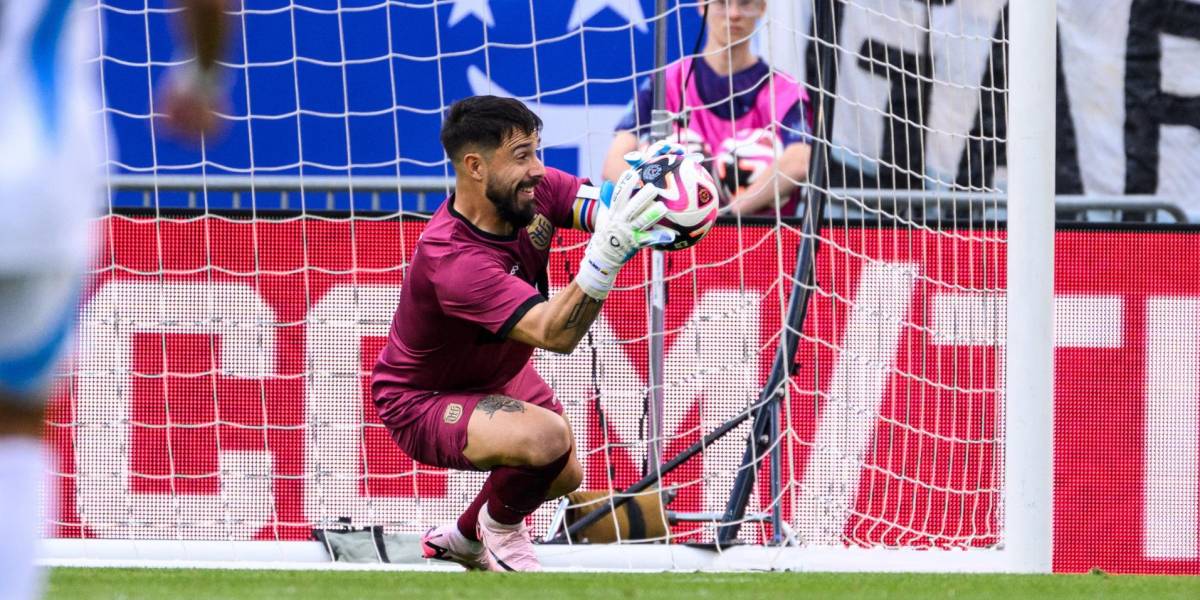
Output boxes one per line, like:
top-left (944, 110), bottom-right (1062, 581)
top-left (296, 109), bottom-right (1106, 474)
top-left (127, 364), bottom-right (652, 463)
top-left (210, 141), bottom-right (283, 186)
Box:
top-left (101, 0), bottom-right (702, 211)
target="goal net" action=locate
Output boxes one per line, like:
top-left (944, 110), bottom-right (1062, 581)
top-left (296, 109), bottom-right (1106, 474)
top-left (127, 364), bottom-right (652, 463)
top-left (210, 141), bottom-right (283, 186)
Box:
top-left (47, 0), bottom-right (1048, 571)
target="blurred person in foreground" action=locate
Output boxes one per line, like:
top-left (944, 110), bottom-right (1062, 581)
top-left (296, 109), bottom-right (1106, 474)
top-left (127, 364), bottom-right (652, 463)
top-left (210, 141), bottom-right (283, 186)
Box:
top-left (0, 2), bottom-right (228, 598)
top-left (603, 0), bottom-right (812, 217)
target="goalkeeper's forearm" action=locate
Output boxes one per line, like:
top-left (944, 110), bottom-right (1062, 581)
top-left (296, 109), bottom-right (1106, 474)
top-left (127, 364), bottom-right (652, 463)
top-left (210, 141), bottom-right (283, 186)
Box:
top-left (514, 154), bottom-right (675, 353)
top-left (507, 282), bottom-right (605, 355)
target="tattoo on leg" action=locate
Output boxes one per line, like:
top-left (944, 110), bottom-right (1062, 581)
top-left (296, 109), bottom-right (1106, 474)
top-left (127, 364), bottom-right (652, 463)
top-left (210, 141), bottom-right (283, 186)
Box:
top-left (564, 296), bottom-right (602, 330)
top-left (476, 395), bottom-right (526, 419)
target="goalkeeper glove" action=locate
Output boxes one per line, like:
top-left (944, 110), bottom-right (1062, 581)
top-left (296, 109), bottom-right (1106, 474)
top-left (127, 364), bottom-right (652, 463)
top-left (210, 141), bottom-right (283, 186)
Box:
top-left (575, 165), bottom-right (677, 300)
top-left (584, 137), bottom-right (691, 237)
top-left (627, 140), bottom-right (690, 169)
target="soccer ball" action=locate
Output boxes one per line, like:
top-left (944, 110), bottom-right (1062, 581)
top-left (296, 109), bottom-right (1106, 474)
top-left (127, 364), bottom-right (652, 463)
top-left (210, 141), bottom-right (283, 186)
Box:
top-left (634, 152), bottom-right (719, 251)
top-left (715, 128), bottom-right (783, 198)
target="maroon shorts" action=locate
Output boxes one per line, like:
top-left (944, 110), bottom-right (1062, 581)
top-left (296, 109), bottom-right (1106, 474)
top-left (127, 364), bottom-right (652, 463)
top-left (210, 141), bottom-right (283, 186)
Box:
top-left (374, 363), bottom-right (562, 471)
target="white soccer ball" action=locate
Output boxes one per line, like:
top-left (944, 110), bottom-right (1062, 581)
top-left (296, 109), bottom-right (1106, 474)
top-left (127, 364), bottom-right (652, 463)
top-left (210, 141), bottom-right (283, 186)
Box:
top-left (715, 128), bottom-right (783, 198)
top-left (634, 152), bottom-right (720, 251)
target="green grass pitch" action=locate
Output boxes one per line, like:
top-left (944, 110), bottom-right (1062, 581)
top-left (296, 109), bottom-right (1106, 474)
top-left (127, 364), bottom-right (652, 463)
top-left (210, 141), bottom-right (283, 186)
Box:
top-left (46, 568), bottom-right (1200, 600)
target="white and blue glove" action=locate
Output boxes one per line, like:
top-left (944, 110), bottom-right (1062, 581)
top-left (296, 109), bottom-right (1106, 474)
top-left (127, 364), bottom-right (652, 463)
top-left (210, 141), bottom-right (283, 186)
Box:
top-left (627, 139), bottom-right (690, 168)
top-left (574, 147), bottom-right (682, 300)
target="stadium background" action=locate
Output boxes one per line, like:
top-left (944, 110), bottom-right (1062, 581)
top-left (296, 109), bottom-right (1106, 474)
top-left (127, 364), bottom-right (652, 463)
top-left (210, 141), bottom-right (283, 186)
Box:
top-left (103, 0), bottom-right (704, 210)
top-left (52, 0), bottom-right (1200, 576)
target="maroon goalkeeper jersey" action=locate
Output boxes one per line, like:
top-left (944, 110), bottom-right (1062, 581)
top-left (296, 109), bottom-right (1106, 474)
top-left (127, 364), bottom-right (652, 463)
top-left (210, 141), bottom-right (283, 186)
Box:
top-left (372, 167), bottom-right (584, 396)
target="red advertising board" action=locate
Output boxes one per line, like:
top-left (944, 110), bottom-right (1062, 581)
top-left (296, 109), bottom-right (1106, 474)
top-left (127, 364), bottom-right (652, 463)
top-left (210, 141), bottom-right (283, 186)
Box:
top-left (45, 217), bottom-right (1200, 575)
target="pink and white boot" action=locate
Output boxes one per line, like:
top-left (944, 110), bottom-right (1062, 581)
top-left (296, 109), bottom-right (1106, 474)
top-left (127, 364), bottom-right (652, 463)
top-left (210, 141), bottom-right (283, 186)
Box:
top-left (476, 504), bottom-right (542, 572)
top-left (421, 523), bottom-right (487, 571)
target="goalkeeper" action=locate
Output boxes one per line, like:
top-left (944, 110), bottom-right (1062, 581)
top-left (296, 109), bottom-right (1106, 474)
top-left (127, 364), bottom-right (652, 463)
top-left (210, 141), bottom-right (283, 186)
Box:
top-left (372, 95), bottom-right (682, 572)
top-left (603, 0), bottom-right (812, 217)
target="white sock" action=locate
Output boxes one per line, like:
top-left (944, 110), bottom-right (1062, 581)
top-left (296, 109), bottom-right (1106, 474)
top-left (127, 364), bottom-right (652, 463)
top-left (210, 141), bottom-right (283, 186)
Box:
top-left (0, 437), bottom-right (48, 600)
top-left (479, 503), bottom-right (522, 532)
top-left (437, 523), bottom-right (481, 553)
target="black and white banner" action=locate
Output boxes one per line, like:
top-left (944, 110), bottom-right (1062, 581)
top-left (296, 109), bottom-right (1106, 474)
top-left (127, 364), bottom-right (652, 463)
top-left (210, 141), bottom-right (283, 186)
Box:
top-left (770, 0), bottom-right (1200, 216)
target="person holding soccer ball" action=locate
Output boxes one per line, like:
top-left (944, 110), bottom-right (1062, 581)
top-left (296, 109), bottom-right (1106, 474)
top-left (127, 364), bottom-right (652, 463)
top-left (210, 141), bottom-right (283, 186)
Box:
top-left (0, 2), bottom-right (230, 599)
top-left (603, 0), bottom-right (812, 217)
top-left (371, 95), bottom-right (713, 572)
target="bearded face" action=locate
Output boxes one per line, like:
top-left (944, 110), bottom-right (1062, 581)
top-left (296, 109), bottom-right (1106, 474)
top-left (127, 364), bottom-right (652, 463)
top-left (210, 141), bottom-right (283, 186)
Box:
top-left (485, 171), bottom-right (541, 229)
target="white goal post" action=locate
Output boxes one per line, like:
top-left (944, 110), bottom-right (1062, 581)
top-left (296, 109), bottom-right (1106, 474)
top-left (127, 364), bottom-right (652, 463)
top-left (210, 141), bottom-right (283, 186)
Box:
top-left (1003, 0), bottom-right (1055, 573)
top-left (42, 0), bottom-right (1055, 573)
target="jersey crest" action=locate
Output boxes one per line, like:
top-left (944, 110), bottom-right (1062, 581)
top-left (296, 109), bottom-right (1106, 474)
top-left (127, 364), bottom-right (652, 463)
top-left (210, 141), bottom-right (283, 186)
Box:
top-left (526, 213), bottom-right (555, 251)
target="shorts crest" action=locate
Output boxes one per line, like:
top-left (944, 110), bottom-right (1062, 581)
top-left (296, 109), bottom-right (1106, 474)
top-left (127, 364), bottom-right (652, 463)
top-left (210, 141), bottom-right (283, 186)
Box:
top-left (443, 403), bottom-right (464, 424)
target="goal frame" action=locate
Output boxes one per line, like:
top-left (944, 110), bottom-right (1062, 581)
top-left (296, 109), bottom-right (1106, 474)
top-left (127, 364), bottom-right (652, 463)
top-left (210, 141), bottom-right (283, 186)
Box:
top-left (41, 0), bottom-right (1054, 573)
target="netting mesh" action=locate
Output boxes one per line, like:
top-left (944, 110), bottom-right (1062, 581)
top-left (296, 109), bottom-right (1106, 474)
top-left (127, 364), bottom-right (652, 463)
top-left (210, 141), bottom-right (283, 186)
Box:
top-left (50, 0), bottom-right (1009, 555)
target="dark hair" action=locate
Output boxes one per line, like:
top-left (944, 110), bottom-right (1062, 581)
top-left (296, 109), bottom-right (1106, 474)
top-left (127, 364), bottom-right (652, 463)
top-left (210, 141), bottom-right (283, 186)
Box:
top-left (440, 95), bottom-right (543, 162)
